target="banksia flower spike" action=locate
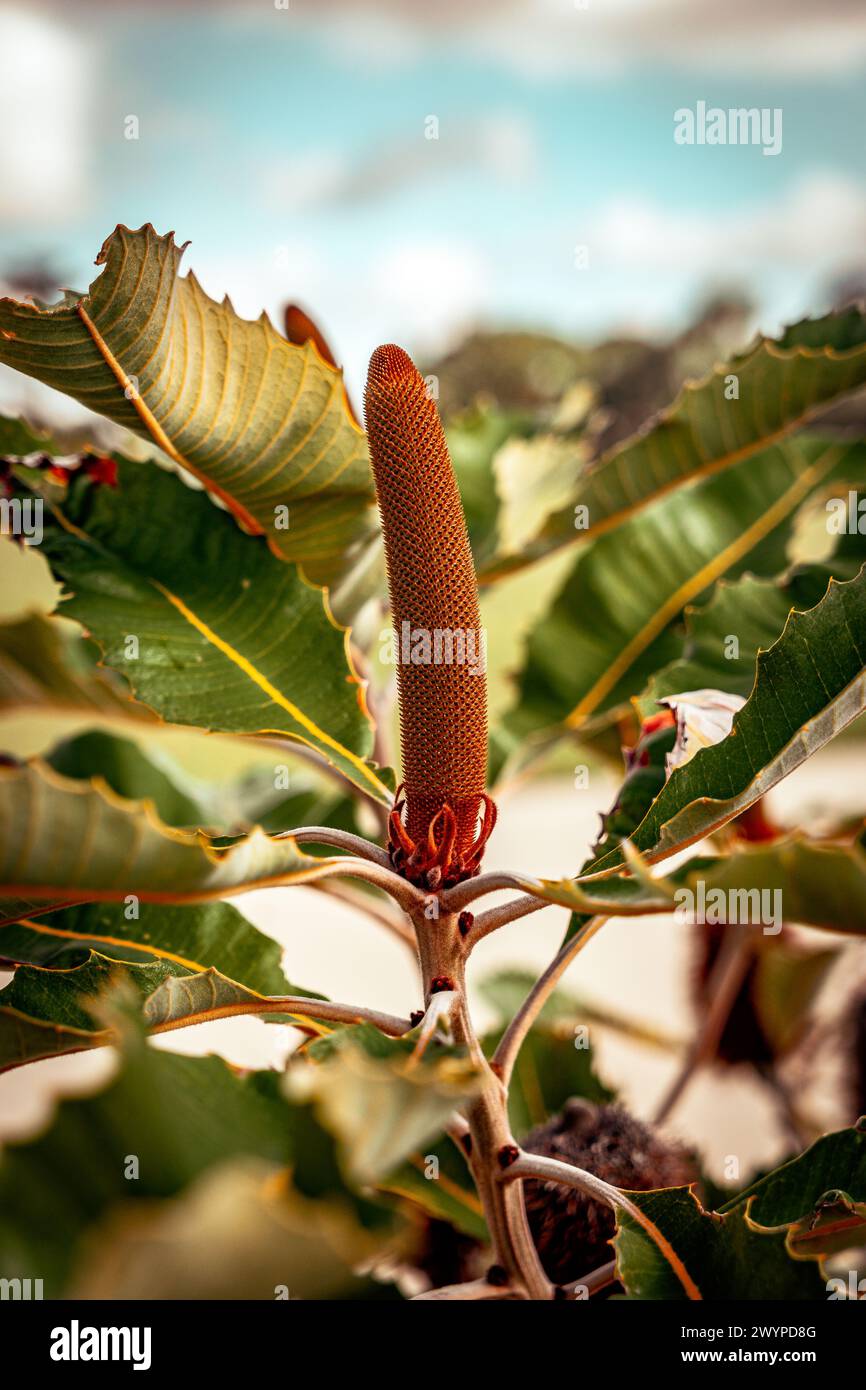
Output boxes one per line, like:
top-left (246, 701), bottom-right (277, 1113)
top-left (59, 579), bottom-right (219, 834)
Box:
top-left (365, 344), bottom-right (495, 889)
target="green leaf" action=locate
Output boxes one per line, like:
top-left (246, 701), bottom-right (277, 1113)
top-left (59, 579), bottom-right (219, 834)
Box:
top-left (508, 439), bottom-right (864, 737)
top-left (492, 431), bottom-right (592, 560)
top-left (446, 404), bottom-right (535, 563)
top-left (0, 899), bottom-right (301, 992)
top-left (0, 1017), bottom-right (400, 1295)
top-left (526, 832), bottom-right (866, 942)
top-left (0, 612), bottom-right (150, 721)
top-left (745, 1127), bottom-right (866, 1224)
top-left (44, 729), bottom-right (209, 827)
top-left (22, 456), bottom-right (391, 803)
top-left (69, 1160), bottom-right (402, 1300)
top-left (615, 1128), bottom-right (866, 1298)
top-left (0, 946), bottom-right (331, 1072)
top-left (613, 1187), bottom-right (827, 1300)
top-left (640, 541), bottom-right (866, 717)
top-left (39, 727), bottom-right (363, 839)
top-left (0, 1039), bottom-right (298, 1293)
top-left (483, 308), bottom-right (866, 580)
top-left (0, 224), bottom-right (375, 584)
top-left (479, 968), bottom-right (680, 1051)
top-left (0, 758), bottom-right (362, 906)
top-left (383, 1136), bottom-right (488, 1241)
top-left (590, 563), bottom-right (866, 872)
top-left (0, 413), bottom-right (58, 455)
top-left (301, 1024), bottom-right (480, 1185)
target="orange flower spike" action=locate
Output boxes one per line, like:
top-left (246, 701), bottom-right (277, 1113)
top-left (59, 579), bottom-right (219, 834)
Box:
top-left (365, 344), bottom-right (494, 888)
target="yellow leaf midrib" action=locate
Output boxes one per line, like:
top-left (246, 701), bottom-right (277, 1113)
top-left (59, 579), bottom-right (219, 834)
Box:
top-left (565, 444), bottom-right (843, 729)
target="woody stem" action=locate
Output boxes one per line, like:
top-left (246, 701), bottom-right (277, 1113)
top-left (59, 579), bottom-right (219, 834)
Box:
top-left (409, 902), bottom-right (552, 1300)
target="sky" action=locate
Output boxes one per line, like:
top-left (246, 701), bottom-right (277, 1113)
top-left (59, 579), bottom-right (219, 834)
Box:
top-left (2, 0), bottom-right (866, 407)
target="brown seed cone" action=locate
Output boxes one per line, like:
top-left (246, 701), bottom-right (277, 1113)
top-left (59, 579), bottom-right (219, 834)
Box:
top-left (523, 1100), bottom-right (697, 1286)
top-left (365, 344), bottom-right (487, 854)
top-left (693, 921), bottom-right (775, 1066)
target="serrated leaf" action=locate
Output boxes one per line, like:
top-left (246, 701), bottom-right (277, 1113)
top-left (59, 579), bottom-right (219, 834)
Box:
top-left (729, 1124), bottom-right (866, 1231)
top-left (524, 832), bottom-right (866, 942)
top-left (21, 456), bottom-right (391, 804)
top-left (482, 309), bottom-right (866, 580)
top-left (0, 612), bottom-right (150, 720)
top-left (0, 1023), bottom-right (397, 1295)
top-left (0, 899), bottom-right (301, 991)
top-left (613, 1187), bottom-right (827, 1300)
top-left (0, 224), bottom-right (375, 583)
top-left (614, 1134), bottom-right (866, 1295)
top-left (508, 439), bottom-right (864, 738)
top-left (712, 1125), bottom-right (866, 1264)
top-left (640, 537), bottom-right (866, 717)
top-left (0, 759), bottom-right (362, 906)
top-left (0, 951), bottom-right (324, 1072)
top-left (580, 565), bottom-right (866, 882)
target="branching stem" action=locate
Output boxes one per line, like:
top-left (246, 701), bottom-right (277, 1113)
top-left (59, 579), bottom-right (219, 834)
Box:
top-left (492, 916), bottom-right (607, 1085)
top-left (439, 870), bottom-right (534, 912)
top-left (409, 902), bottom-right (553, 1299)
top-left (276, 825), bottom-right (393, 867)
top-left (504, 1152), bottom-right (701, 1300)
top-left (469, 891), bottom-right (554, 945)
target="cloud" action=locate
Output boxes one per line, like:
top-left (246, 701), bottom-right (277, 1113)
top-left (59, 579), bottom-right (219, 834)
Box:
top-left (587, 172), bottom-right (866, 275)
top-left (259, 111), bottom-right (537, 214)
top-left (369, 238), bottom-right (490, 348)
top-left (60, 0), bottom-right (866, 77)
top-left (0, 7), bottom-right (93, 223)
top-left (289, 0), bottom-right (866, 78)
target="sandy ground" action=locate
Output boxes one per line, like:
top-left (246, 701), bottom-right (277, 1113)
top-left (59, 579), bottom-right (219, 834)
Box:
top-left (2, 743), bottom-right (864, 1185)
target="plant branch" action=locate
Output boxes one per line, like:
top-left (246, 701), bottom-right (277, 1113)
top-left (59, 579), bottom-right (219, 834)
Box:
top-left (439, 871), bottom-right (538, 912)
top-left (492, 916), bottom-right (607, 1085)
top-left (275, 825), bottom-right (392, 867)
top-left (271, 843), bottom-right (425, 914)
top-left (153, 994), bottom-right (412, 1038)
top-left (504, 1152), bottom-right (700, 1301)
top-left (407, 990), bottom-right (457, 1063)
top-left (565, 1258), bottom-right (618, 1299)
top-left (469, 891), bottom-right (554, 946)
top-left (653, 923), bottom-right (752, 1125)
top-left (410, 905), bottom-right (553, 1299)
